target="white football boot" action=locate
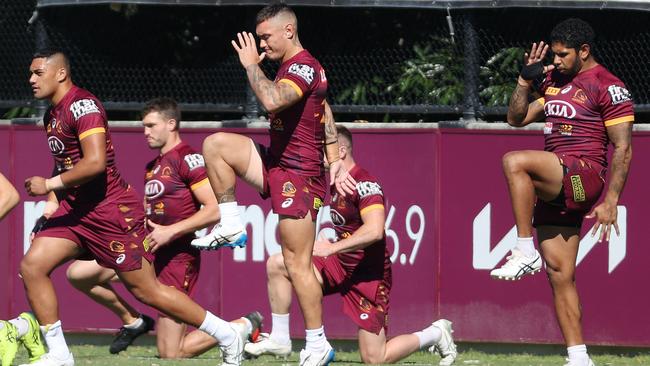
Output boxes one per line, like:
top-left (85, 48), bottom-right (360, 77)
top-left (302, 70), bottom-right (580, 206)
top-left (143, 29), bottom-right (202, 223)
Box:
top-left (299, 342), bottom-right (335, 366)
top-left (244, 333), bottom-right (292, 358)
top-left (191, 223), bottom-right (247, 251)
top-left (19, 352), bottom-right (74, 366)
top-left (490, 249), bottom-right (542, 280)
top-left (428, 319), bottom-right (457, 366)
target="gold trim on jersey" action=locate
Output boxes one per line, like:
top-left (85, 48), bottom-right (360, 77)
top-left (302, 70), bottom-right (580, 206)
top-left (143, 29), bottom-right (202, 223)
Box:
top-left (604, 115), bottom-right (634, 127)
top-left (79, 127), bottom-right (106, 140)
top-left (190, 178), bottom-right (210, 191)
top-left (279, 78), bottom-right (303, 97)
top-left (360, 203), bottom-right (384, 216)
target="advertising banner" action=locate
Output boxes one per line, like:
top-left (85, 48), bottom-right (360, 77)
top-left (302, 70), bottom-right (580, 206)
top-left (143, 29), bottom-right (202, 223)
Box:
top-left (2, 124), bottom-right (648, 345)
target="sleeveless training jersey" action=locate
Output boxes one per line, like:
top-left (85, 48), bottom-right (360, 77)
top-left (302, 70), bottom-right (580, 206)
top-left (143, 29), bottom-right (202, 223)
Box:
top-left (269, 49), bottom-right (327, 176)
top-left (144, 142), bottom-right (208, 261)
top-left (538, 64), bottom-right (634, 168)
top-left (43, 85), bottom-right (128, 207)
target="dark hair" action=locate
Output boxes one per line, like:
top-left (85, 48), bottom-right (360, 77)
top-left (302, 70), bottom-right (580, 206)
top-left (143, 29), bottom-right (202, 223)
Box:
top-left (256, 2), bottom-right (296, 25)
top-left (142, 97), bottom-right (181, 130)
top-left (336, 125), bottom-right (353, 149)
top-left (550, 18), bottom-right (595, 50)
top-left (33, 48), bottom-right (70, 71)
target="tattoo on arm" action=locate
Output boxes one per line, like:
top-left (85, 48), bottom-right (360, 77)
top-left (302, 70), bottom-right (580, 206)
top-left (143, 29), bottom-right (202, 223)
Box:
top-left (216, 187), bottom-right (236, 203)
top-left (508, 84), bottom-right (531, 123)
top-left (605, 123), bottom-right (633, 202)
top-left (246, 64), bottom-right (296, 110)
top-left (323, 102), bottom-right (337, 142)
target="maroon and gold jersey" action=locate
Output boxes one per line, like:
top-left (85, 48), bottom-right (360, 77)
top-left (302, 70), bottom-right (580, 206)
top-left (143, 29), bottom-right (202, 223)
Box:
top-left (538, 64), bottom-right (634, 168)
top-left (144, 142), bottom-right (208, 261)
top-left (269, 49), bottom-right (327, 176)
top-left (329, 165), bottom-right (390, 277)
top-left (43, 85), bottom-right (128, 206)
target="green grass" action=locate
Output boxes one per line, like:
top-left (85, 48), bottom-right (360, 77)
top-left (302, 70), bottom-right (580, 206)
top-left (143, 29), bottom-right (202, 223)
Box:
top-left (11, 337), bottom-right (650, 365)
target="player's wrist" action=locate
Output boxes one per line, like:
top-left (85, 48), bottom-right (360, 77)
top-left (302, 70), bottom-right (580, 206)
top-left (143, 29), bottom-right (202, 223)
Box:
top-left (45, 175), bottom-right (65, 192)
top-left (517, 76), bottom-right (533, 88)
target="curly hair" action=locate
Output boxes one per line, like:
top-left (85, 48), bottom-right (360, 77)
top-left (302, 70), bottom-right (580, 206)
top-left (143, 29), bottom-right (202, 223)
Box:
top-left (550, 18), bottom-right (595, 50)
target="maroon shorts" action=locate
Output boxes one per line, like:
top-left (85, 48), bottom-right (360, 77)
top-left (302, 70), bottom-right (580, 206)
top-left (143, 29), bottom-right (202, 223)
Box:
top-left (257, 145), bottom-right (326, 220)
top-left (533, 153), bottom-right (605, 228)
top-left (313, 255), bottom-right (390, 335)
top-left (35, 187), bottom-right (153, 271)
top-left (155, 254), bottom-right (200, 297)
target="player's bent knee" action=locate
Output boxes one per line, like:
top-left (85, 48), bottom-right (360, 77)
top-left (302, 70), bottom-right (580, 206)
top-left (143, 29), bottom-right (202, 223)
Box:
top-left (360, 350), bottom-right (384, 365)
top-left (502, 151), bottom-right (523, 174)
top-left (19, 255), bottom-right (44, 281)
top-left (545, 265), bottom-right (575, 285)
top-left (202, 132), bottom-right (228, 155)
top-left (266, 253), bottom-right (286, 275)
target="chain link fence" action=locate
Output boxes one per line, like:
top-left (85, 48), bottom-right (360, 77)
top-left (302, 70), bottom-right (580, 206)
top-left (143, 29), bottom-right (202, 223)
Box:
top-left (2, 1), bottom-right (648, 121)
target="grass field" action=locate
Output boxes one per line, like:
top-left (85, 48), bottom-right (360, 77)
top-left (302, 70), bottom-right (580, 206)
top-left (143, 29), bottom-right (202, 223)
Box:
top-left (9, 336), bottom-right (650, 366)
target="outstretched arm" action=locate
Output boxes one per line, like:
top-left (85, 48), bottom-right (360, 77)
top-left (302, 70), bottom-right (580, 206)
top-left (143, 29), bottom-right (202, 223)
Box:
top-left (586, 122), bottom-right (633, 242)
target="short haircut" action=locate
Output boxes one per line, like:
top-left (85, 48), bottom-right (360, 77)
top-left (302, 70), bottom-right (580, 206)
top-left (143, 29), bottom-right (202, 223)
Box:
top-left (142, 97), bottom-right (181, 130)
top-left (336, 125), bottom-right (353, 149)
top-left (256, 2), bottom-right (296, 27)
top-left (33, 48), bottom-right (70, 71)
top-left (550, 18), bottom-right (596, 50)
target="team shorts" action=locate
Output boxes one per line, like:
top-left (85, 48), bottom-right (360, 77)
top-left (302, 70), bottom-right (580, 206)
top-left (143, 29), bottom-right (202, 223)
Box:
top-left (257, 145), bottom-right (326, 221)
top-left (313, 255), bottom-right (391, 335)
top-left (534, 153), bottom-right (605, 228)
top-left (35, 186), bottom-right (153, 271)
top-left (155, 253), bottom-right (200, 297)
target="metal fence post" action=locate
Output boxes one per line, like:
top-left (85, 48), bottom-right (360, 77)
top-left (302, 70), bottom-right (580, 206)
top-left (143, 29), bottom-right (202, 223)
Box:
top-left (31, 10), bottom-right (49, 119)
top-left (462, 13), bottom-right (480, 122)
top-left (243, 6), bottom-right (261, 123)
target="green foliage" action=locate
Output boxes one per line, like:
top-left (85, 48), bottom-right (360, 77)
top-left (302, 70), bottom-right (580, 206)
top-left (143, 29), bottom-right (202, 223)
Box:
top-left (335, 76), bottom-right (386, 105)
top-left (3, 106), bottom-right (35, 119)
top-left (479, 47), bottom-right (525, 106)
top-left (389, 37), bottom-right (463, 105)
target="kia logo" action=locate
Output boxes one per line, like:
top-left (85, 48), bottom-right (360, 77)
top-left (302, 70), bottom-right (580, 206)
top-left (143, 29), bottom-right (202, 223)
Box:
top-left (544, 100), bottom-right (576, 119)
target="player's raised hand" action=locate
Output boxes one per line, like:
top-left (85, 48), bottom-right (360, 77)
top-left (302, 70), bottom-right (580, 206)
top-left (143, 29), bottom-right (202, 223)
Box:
top-left (146, 219), bottom-right (176, 253)
top-left (585, 201), bottom-right (619, 243)
top-left (24, 176), bottom-right (48, 196)
top-left (520, 41), bottom-right (555, 82)
top-left (312, 232), bottom-right (333, 257)
top-left (329, 160), bottom-right (356, 197)
top-left (231, 32), bottom-right (266, 68)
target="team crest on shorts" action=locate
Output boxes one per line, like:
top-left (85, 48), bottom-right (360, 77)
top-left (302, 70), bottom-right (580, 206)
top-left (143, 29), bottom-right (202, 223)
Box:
top-left (109, 241), bottom-right (125, 253)
top-left (282, 181), bottom-right (296, 197)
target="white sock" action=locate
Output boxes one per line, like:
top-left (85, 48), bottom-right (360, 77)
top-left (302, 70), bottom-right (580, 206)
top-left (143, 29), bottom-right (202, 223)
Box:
top-left (515, 236), bottom-right (536, 257)
top-left (9, 316), bottom-right (30, 338)
top-left (305, 326), bottom-right (327, 352)
top-left (41, 320), bottom-right (70, 360)
top-left (123, 317), bottom-right (144, 329)
top-left (568, 344), bottom-right (589, 364)
top-left (199, 311), bottom-right (236, 346)
top-left (219, 202), bottom-right (241, 227)
top-left (270, 313), bottom-right (291, 345)
top-left (414, 323), bottom-right (442, 348)
top-left (239, 316), bottom-right (253, 335)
